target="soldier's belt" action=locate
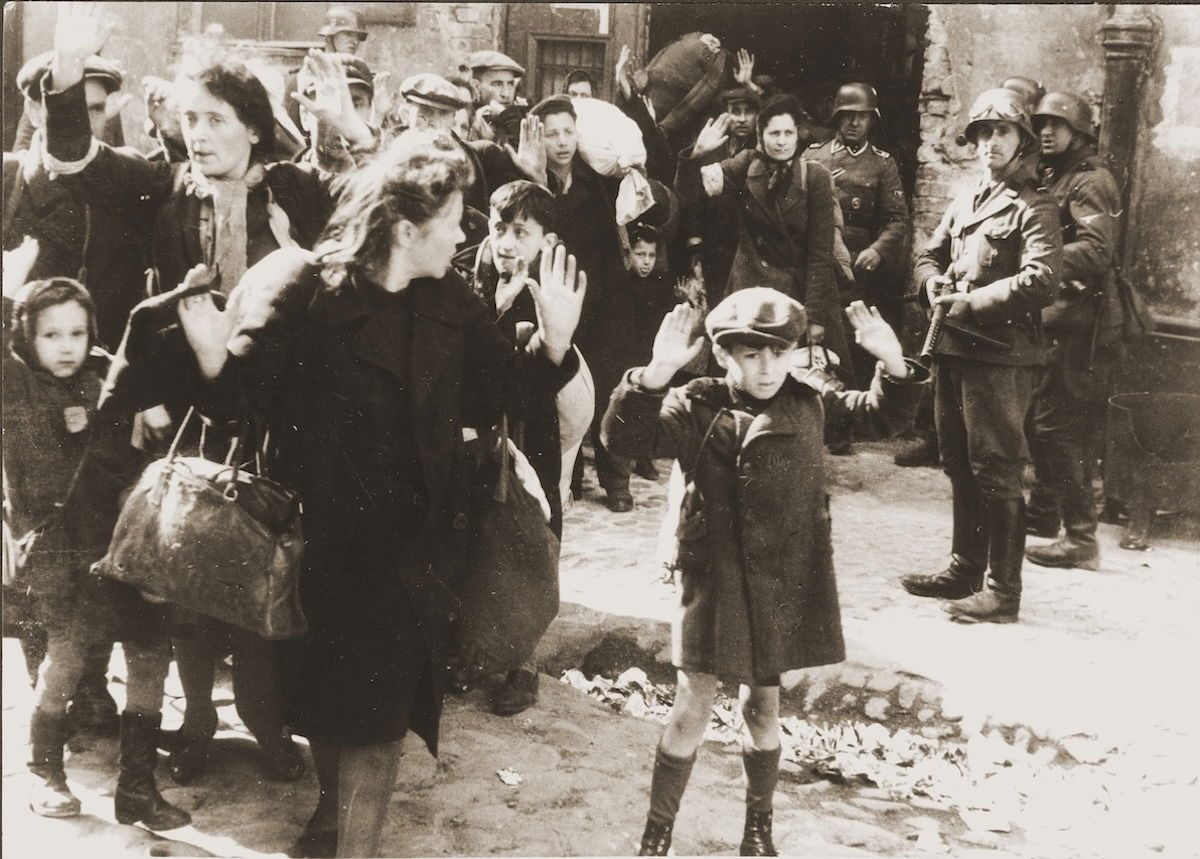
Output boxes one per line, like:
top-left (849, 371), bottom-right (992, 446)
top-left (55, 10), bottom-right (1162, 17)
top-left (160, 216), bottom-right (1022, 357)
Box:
top-left (943, 319), bottom-right (1012, 350)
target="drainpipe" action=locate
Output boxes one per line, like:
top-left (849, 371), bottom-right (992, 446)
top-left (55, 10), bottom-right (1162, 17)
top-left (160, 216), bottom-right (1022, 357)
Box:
top-left (1098, 4), bottom-right (1159, 261)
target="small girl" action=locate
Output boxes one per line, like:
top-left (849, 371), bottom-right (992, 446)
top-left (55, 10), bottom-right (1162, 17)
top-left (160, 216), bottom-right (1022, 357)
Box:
top-left (3, 277), bottom-right (189, 830)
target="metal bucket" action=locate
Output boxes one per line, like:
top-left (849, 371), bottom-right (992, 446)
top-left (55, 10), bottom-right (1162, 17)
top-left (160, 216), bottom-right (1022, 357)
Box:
top-left (1104, 392), bottom-right (1200, 549)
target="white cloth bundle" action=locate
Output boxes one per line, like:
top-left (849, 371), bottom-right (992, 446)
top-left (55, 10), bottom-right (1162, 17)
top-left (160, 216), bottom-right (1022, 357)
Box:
top-left (571, 97), bottom-right (655, 226)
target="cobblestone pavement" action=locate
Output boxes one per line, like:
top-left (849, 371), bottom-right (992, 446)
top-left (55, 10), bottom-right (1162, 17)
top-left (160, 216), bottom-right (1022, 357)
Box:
top-left (3, 439), bottom-right (1197, 857)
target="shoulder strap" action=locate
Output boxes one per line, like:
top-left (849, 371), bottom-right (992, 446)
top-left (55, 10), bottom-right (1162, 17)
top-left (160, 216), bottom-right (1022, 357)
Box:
top-left (688, 408), bottom-right (724, 474)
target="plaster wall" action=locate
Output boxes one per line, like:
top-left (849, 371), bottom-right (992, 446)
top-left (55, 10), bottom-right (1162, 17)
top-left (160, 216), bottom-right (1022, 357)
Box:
top-left (915, 3), bottom-right (1200, 319)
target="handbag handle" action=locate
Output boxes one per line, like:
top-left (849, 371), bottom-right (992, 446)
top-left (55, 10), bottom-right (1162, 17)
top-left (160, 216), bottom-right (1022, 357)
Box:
top-left (166, 407), bottom-right (258, 500)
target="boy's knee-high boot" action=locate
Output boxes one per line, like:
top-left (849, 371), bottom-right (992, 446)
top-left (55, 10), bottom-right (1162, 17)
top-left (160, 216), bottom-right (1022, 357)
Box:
top-left (740, 745), bottom-right (780, 856)
top-left (28, 709), bottom-right (81, 817)
top-left (945, 497), bottom-right (1024, 624)
top-left (902, 479), bottom-right (988, 598)
top-left (638, 745), bottom-right (696, 856)
top-left (115, 711), bottom-right (191, 830)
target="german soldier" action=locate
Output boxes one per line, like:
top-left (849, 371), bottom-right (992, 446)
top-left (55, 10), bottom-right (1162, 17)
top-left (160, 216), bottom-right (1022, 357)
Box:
top-left (808, 83), bottom-right (910, 383)
top-left (1023, 91), bottom-right (1123, 569)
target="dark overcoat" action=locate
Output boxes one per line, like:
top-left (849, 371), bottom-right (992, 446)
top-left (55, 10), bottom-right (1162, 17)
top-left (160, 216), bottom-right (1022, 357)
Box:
top-left (675, 148), bottom-right (849, 362)
top-left (194, 249), bottom-right (576, 753)
top-left (601, 367), bottom-right (920, 683)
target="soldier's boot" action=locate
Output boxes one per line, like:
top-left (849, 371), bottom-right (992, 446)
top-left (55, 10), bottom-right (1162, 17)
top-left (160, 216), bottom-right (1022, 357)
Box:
top-left (115, 711), bottom-right (192, 830)
top-left (1026, 447), bottom-right (1100, 570)
top-left (901, 480), bottom-right (988, 599)
top-left (1026, 448), bottom-right (1062, 537)
top-left (893, 435), bottom-right (939, 468)
top-left (637, 745), bottom-right (696, 855)
top-left (739, 746), bottom-right (780, 856)
top-left (28, 709), bottom-right (81, 817)
top-left (946, 498), bottom-right (1024, 624)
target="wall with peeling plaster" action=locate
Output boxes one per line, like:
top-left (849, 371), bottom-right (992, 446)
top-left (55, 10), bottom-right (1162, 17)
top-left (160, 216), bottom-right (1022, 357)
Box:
top-left (915, 4), bottom-right (1200, 319)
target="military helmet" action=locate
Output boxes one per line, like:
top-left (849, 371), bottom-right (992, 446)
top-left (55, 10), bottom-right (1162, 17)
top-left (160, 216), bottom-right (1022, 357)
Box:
top-left (1033, 91), bottom-right (1096, 141)
top-left (319, 6), bottom-right (367, 40)
top-left (962, 88), bottom-right (1036, 148)
top-left (1000, 76), bottom-right (1046, 112)
top-left (830, 82), bottom-right (880, 120)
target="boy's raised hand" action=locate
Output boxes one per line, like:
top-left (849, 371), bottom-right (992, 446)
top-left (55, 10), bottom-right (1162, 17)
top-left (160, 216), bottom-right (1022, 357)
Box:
top-left (3, 237), bottom-right (40, 300)
top-left (528, 239), bottom-right (585, 366)
top-left (642, 303), bottom-right (706, 390)
top-left (845, 300), bottom-right (908, 378)
top-left (52, 2), bottom-right (115, 91)
top-left (293, 50), bottom-right (374, 148)
top-left (507, 115), bottom-right (547, 184)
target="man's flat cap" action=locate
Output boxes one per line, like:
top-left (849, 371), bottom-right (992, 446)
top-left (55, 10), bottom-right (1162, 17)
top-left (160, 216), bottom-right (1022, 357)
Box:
top-left (400, 73), bottom-right (466, 111)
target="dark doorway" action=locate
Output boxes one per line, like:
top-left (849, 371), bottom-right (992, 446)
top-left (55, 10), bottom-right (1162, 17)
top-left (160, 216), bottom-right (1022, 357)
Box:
top-left (649, 3), bottom-right (929, 195)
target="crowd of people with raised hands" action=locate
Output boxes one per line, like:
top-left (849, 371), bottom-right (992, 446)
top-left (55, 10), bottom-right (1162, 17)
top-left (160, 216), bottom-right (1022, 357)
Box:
top-left (4, 4), bottom-right (1134, 857)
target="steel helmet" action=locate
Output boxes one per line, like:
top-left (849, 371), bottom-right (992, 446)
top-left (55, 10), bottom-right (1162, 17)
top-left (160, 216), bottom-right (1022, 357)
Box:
top-left (962, 88), bottom-right (1036, 148)
top-left (319, 6), bottom-right (367, 40)
top-left (1000, 76), bottom-right (1046, 112)
top-left (830, 82), bottom-right (880, 120)
top-left (1033, 91), bottom-right (1096, 141)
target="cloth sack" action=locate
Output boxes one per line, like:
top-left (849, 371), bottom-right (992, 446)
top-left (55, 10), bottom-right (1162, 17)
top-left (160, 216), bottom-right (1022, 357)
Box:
top-left (453, 417), bottom-right (561, 673)
top-left (572, 97), bottom-right (655, 226)
top-left (94, 410), bottom-right (307, 640)
top-left (644, 33), bottom-right (729, 138)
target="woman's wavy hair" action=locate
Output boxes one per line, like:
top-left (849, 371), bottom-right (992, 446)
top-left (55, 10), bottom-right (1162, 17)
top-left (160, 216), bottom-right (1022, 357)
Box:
top-left (756, 93), bottom-right (810, 141)
top-left (314, 131), bottom-right (475, 289)
top-left (174, 36), bottom-right (276, 163)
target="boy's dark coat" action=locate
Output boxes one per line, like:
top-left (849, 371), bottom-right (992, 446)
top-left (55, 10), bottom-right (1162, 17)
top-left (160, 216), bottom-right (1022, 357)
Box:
top-left (602, 370), bottom-right (919, 682)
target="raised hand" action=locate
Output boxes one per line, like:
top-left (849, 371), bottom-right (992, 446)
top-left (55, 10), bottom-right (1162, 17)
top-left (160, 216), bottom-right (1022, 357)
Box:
top-left (506, 114), bottom-right (547, 184)
top-left (642, 303), bottom-right (706, 390)
top-left (293, 50), bottom-right (373, 147)
top-left (845, 300), bottom-right (906, 377)
top-left (734, 49), bottom-right (756, 86)
top-left (615, 45), bottom-right (632, 100)
top-left (494, 256), bottom-right (529, 317)
top-left (692, 114), bottom-right (731, 157)
top-left (528, 240), bottom-right (586, 365)
top-left (3, 237), bottom-right (40, 299)
top-left (52, 2), bottom-right (116, 90)
top-left (176, 264), bottom-right (233, 380)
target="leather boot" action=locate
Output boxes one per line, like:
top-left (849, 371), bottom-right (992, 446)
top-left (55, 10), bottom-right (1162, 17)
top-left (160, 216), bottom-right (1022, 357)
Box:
top-left (901, 480), bottom-right (988, 599)
top-left (946, 498), bottom-right (1024, 624)
top-left (167, 705), bottom-right (217, 785)
top-left (1026, 447), bottom-right (1100, 570)
top-left (115, 711), bottom-right (192, 830)
top-left (740, 810), bottom-right (778, 856)
top-left (28, 709), bottom-right (81, 817)
top-left (638, 819), bottom-right (673, 856)
top-left (893, 435), bottom-right (939, 468)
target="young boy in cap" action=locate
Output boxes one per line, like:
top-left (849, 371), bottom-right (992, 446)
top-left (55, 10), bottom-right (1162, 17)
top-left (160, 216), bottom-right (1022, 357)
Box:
top-left (601, 290), bottom-right (921, 856)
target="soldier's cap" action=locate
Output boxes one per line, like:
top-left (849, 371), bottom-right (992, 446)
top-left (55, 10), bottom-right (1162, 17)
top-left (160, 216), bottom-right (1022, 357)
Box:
top-left (319, 6), bottom-right (367, 39)
top-left (17, 51), bottom-right (124, 101)
top-left (301, 54), bottom-right (374, 97)
top-left (720, 87), bottom-right (761, 109)
top-left (467, 50), bottom-right (524, 77)
top-left (400, 73), bottom-right (467, 111)
top-left (706, 287), bottom-right (808, 348)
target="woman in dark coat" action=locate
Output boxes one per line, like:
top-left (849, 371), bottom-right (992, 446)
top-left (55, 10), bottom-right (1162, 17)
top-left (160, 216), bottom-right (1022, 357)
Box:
top-left (43, 6), bottom-right (375, 785)
top-left (175, 132), bottom-right (586, 857)
top-left (674, 94), bottom-right (850, 364)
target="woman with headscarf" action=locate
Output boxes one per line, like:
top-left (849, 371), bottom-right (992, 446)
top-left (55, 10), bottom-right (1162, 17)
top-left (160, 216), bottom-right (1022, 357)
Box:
top-left (674, 93), bottom-right (850, 365)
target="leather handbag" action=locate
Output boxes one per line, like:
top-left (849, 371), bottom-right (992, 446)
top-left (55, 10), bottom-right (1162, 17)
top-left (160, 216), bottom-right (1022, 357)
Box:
top-left (94, 409), bottom-right (307, 640)
top-left (453, 416), bottom-right (561, 673)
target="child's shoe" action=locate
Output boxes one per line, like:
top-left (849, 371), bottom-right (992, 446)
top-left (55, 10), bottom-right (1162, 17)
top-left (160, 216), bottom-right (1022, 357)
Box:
top-left (739, 809), bottom-right (777, 856)
top-left (28, 709), bottom-right (81, 817)
top-left (637, 819), bottom-right (673, 856)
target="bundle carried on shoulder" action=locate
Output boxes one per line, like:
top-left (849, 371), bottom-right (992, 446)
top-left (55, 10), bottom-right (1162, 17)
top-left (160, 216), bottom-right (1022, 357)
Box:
top-left (572, 96), bottom-right (656, 227)
top-left (644, 33), bottom-right (729, 139)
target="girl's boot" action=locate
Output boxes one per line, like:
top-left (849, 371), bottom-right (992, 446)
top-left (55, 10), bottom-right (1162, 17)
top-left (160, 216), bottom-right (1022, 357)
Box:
top-left (28, 708), bottom-right (81, 817)
top-left (740, 745), bottom-right (781, 856)
top-left (637, 745), bottom-right (696, 856)
top-left (115, 711), bottom-right (192, 830)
